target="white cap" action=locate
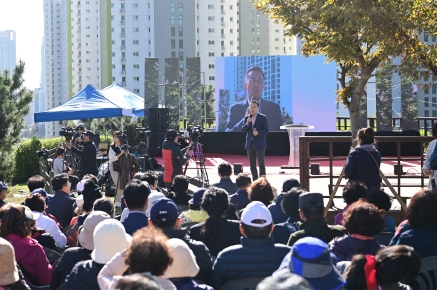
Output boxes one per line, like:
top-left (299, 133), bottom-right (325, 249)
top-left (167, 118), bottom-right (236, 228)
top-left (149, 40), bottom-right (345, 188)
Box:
top-left (145, 192), bottom-right (166, 217)
top-left (240, 201), bottom-right (273, 227)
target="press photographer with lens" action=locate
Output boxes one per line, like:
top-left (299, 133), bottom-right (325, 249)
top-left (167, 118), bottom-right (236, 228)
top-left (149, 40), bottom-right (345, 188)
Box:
top-left (66, 130), bottom-right (98, 179)
top-left (162, 130), bottom-right (193, 190)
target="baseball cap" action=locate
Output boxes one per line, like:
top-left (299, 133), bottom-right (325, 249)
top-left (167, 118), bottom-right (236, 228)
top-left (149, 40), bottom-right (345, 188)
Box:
top-left (0, 182), bottom-right (7, 191)
top-left (299, 192), bottom-right (324, 209)
top-left (240, 201), bottom-right (273, 227)
top-left (149, 198), bottom-right (179, 222)
top-left (188, 188), bottom-right (206, 207)
top-left (15, 206), bottom-right (35, 226)
top-left (165, 130), bottom-right (178, 140)
top-left (282, 178), bottom-right (300, 192)
top-left (83, 130), bottom-right (95, 137)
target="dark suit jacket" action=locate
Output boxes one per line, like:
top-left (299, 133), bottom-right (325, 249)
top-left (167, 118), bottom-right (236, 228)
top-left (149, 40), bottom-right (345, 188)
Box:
top-left (226, 98), bottom-right (283, 132)
top-left (242, 113), bottom-right (269, 150)
top-left (212, 178), bottom-right (237, 195)
top-left (121, 212), bottom-right (149, 236)
top-left (45, 191), bottom-right (76, 229)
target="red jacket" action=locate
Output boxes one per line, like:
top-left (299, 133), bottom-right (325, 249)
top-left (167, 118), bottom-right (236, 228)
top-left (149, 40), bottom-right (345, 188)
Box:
top-left (6, 234), bottom-right (53, 285)
top-left (162, 140), bottom-right (189, 182)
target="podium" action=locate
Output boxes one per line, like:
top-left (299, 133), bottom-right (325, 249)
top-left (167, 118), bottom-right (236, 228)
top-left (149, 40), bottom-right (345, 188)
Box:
top-left (280, 124), bottom-right (314, 169)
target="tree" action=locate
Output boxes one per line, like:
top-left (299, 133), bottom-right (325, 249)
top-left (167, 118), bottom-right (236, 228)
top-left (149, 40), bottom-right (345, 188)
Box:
top-left (0, 61), bottom-right (33, 181)
top-left (253, 0), bottom-right (433, 139)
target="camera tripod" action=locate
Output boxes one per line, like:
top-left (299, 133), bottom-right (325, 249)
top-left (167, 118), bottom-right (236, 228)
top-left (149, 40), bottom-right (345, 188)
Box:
top-left (184, 141), bottom-right (209, 187)
top-left (131, 139), bottom-right (154, 172)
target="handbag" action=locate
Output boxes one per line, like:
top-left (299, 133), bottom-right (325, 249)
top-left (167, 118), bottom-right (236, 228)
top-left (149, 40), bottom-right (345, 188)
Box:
top-left (112, 161), bottom-right (120, 172)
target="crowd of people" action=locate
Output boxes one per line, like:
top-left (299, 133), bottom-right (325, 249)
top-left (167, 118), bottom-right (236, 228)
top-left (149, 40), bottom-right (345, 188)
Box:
top-left (0, 127), bottom-right (437, 290)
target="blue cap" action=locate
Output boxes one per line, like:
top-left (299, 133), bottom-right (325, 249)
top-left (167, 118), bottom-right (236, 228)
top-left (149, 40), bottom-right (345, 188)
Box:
top-left (31, 188), bottom-right (48, 197)
top-left (0, 181), bottom-right (7, 191)
top-left (188, 188), bottom-right (206, 206)
top-left (83, 130), bottom-right (95, 137)
top-left (150, 198), bottom-right (179, 222)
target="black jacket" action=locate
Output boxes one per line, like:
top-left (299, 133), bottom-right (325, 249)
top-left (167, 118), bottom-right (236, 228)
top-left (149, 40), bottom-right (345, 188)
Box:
top-left (344, 147), bottom-right (381, 192)
top-left (121, 212), bottom-right (149, 236)
top-left (71, 140), bottom-right (97, 177)
top-left (189, 218), bottom-right (242, 257)
top-left (45, 191), bottom-right (75, 230)
top-left (168, 191), bottom-right (193, 206)
top-left (50, 247), bottom-right (92, 289)
top-left (271, 218), bottom-right (300, 245)
top-left (212, 178), bottom-right (237, 195)
top-left (164, 229), bottom-right (213, 283)
top-left (62, 260), bottom-right (104, 290)
top-left (211, 236), bottom-right (291, 289)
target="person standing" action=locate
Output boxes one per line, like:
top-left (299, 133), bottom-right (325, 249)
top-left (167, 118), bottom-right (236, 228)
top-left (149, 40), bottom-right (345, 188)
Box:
top-left (108, 131), bottom-right (126, 203)
top-left (66, 130), bottom-right (97, 179)
top-left (242, 100), bottom-right (269, 181)
top-left (73, 124), bottom-right (86, 148)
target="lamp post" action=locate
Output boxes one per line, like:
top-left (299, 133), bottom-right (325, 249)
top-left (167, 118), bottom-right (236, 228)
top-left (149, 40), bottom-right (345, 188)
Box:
top-left (177, 72), bottom-right (188, 130)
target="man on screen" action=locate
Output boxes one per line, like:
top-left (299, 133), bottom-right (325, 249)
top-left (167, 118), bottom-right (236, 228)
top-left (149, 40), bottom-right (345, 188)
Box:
top-left (226, 66), bottom-right (283, 132)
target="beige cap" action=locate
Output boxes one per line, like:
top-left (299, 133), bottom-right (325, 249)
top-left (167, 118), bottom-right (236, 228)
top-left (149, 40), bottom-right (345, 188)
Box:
top-left (78, 211), bottom-right (110, 250)
top-left (163, 238), bottom-right (199, 279)
top-left (0, 238), bottom-right (19, 285)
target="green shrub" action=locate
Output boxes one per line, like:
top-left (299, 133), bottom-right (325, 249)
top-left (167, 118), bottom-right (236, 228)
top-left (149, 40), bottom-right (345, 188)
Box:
top-left (13, 137), bottom-right (42, 184)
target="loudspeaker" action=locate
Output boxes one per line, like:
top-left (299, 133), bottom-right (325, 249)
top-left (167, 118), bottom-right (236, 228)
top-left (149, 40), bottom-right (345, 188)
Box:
top-left (394, 164), bottom-right (403, 175)
top-left (91, 133), bottom-right (100, 148)
top-left (234, 163), bottom-right (243, 175)
top-left (148, 108), bottom-right (170, 132)
top-left (310, 163), bottom-right (320, 175)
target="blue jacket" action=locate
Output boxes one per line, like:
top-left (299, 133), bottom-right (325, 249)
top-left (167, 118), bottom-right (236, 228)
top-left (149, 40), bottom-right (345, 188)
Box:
top-left (268, 194), bottom-right (289, 224)
top-left (170, 278), bottom-right (213, 290)
top-left (212, 178), bottom-right (237, 195)
top-left (271, 218), bottom-right (301, 245)
top-left (344, 146), bottom-right (381, 192)
top-left (211, 236), bottom-right (291, 289)
top-left (242, 113), bottom-right (269, 150)
top-left (121, 212), bottom-right (149, 236)
top-left (390, 222), bottom-right (437, 259)
top-left (229, 190), bottom-right (250, 210)
top-left (328, 235), bottom-right (383, 262)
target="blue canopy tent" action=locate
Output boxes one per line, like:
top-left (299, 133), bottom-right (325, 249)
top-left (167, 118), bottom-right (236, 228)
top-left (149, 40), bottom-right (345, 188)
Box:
top-left (101, 83), bottom-right (145, 117)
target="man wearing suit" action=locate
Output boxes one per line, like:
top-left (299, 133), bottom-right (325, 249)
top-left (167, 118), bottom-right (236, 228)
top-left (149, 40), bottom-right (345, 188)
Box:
top-left (242, 100), bottom-right (269, 180)
top-left (120, 180), bottom-right (150, 236)
top-left (226, 66), bottom-right (283, 132)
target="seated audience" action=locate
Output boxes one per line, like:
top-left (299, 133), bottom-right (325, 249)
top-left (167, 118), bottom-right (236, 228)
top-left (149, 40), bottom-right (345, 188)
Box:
top-left (189, 187), bottom-right (241, 257)
top-left (28, 219), bottom-right (59, 253)
top-left (168, 175), bottom-right (192, 206)
top-left (179, 188), bottom-right (209, 226)
top-left (149, 197), bottom-right (212, 283)
top-left (164, 238), bottom-right (213, 290)
top-left (268, 178), bottom-right (300, 224)
top-left (0, 237), bottom-right (30, 290)
top-left (24, 194), bottom-right (67, 249)
top-left (0, 181), bottom-right (7, 208)
top-left (115, 273), bottom-right (162, 290)
top-left (0, 204), bottom-right (53, 286)
top-left (76, 180), bottom-right (103, 226)
top-left (120, 180), bottom-right (151, 235)
top-left (272, 237), bottom-right (346, 290)
top-left (367, 189), bottom-right (395, 233)
top-left (27, 176), bottom-right (46, 193)
top-left (30, 188), bottom-right (53, 208)
top-left (120, 188), bottom-right (165, 221)
top-left (211, 201), bottom-right (291, 289)
top-left (287, 192), bottom-right (347, 246)
top-left (329, 199), bottom-right (385, 261)
top-left (256, 272), bottom-right (312, 290)
top-left (70, 194), bottom-right (84, 226)
top-left (212, 162), bottom-right (237, 194)
top-left (334, 181), bottom-right (368, 225)
top-left (63, 219), bottom-right (131, 289)
top-left (50, 211), bottom-right (110, 289)
top-left (45, 173), bottom-right (76, 229)
top-left (139, 173), bottom-right (160, 192)
top-left (97, 227), bottom-right (176, 290)
top-left (93, 197), bottom-right (115, 217)
top-left (271, 188), bottom-right (305, 244)
top-left (389, 188), bottom-right (437, 258)
top-left (344, 245), bottom-right (421, 290)
top-left (229, 173), bottom-right (252, 211)
top-left (248, 176), bottom-right (274, 207)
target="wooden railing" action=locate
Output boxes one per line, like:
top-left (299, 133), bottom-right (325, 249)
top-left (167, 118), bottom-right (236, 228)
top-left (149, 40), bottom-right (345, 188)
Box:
top-left (39, 157), bottom-right (54, 193)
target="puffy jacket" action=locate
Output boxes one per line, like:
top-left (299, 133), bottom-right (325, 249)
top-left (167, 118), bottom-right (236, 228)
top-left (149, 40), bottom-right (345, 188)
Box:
top-left (63, 260), bottom-right (104, 290)
top-left (328, 235), bottom-right (384, 262)
top-left (268, 194), bottom-right (289, 224)
top-left (162, 140), bottom-right (189, 183)
top-left (287, 217), bottom-right (347, 246)
top-left (344, 146), bottom-right (381, 192)
top-left (211, 236), bottom-right (291, 289)
top-left (6, 234), bottom-right (53, 286)
top-left (169, 277), bottom-right (213, 290)
top-left (271, 219), bottom-right (300, 245)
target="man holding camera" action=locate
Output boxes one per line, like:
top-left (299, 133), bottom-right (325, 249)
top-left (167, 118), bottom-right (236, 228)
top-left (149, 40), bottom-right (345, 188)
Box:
top-left (66, 130), bottom-right (97, 179)
top-left (73, 123), bottom-right (86, 148)
top-left (162, 130), bottom-right (193, 190)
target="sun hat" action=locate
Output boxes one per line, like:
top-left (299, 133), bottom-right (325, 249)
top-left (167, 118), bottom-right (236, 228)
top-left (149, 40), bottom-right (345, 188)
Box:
top-left (0, 238), bottom-right (19, 285)
top-left (240, 201), bottom-right (273, 227)
top-left (163, 238), bottom-right (199, 279)
top-left (78, 211), bottom-right (110, 250)
top-left (91, 219), bottom-right (132, 264)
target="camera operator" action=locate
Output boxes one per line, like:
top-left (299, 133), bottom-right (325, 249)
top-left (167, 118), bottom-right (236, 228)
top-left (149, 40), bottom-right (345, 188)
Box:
top-left (162, 129), bottom-right (193, 190)
top-left (66, 130), bottom-right (97, 179)
top-left (108, 131), bottom-right (126, 203)
top-left (52, 147), bottom-right (80, 188)
top-left (73, 123), bottom-right (86, 148)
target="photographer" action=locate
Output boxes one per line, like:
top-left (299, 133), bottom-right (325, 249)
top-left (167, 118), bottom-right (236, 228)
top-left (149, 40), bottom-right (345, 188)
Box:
top-left (52, 147), bottom-right (80, 189)
top-left (108, 131), bottom-right (126, 203)
top-left (162, 129), bottom-right (192, 190)
top-left (66, 130), bottom-right (97, 179)
top-left (73, 123), bottom-right (86, 148)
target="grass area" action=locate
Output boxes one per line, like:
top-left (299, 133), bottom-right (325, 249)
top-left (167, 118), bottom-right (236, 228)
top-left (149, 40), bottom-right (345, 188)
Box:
top-left (5, 184), bottom-right (29, 204)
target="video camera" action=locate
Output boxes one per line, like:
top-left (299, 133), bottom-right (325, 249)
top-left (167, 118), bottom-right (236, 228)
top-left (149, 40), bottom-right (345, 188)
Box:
top-left (135, 128), bottom-right (150, 140)
top-left (36, 149), bottom-right (50, 160)
top-left (59, 127), bottom-right (75, 142)
top-left (187, 125), bottom-right (203, 145)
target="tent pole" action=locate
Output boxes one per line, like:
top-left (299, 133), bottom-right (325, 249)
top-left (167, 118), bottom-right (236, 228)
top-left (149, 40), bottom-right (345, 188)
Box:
top-left (121, 118), bottom-right (124, 132)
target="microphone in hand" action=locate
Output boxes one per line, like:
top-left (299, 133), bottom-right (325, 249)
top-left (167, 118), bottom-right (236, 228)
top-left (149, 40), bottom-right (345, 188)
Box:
top-left (247, 114), bottom-right (252, 125)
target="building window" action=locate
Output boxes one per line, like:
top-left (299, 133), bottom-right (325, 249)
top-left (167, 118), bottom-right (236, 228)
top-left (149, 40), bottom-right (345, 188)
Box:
top-left (133, 15), bottom-right (139, 20)
top-left (425, 97), bottom-right (430, 107)
top-left (133, 27), bottom-right (139, 32)
top-left (425, 110), bottom-right (430, 117)
top-left (179, 27), bottom-right (183, 36)
top-left (171, 27), bottom-right (175, 37)
top-left (179, 51), bottom-right (183, 61)
top-left (134, 89), bottom-right (140, 93)
top-left (178, 3), bottom-right (183, 12)
top-left (132, 3), bottom-right (138, 8)
top-left (433, 85), bottom-right (437, 95)
top-left (208, 40), bottom-right (215, 45)
top-left (171, 51), bottom-right (176, 58)
top-left (230, 28), bottom-right (233, 33)
top-left (170, 2), bottom-right (175, 12)
top-left (209, 64), bottom-right (214, 69)
top-left (133, 40), bottom-right (139, 44)
top-left (208, 4), bottom-right (214, 9)
top-left (133, 52), bottom-right (139, 56)
top-left (134, 77), bottom-right (140, 81)
top-left (209, 76), bottom-right (215, 80)
top-left (171, 39), bottom-right (176, 49)
top-left (208, 16), bottom-right (214, 21)
top-left (178, 15), bottom-right (183, 24)
top-left (208, 28), bottom-right (215, 33)
top-left (171, 15), bottom-right (175, 24)
top-left (179, 39), bottom-right (183, 49)
top-left (425, 87), bottom-right (430, 94)
top-left (209, 52), bottom-right (215, 56)
top-left (133, 64), bottom-right (139, 69)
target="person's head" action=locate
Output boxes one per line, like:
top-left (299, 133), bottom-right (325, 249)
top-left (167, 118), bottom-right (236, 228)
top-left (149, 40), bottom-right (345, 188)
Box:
top-left (55, 147), bottom-right (65, 158)
top-left (406, 188), bottom-right (437, 227)
top-left (163, 238), bottom-right (200, 279)
top-left (367, 189), bottom-right (392, 212)
top-left (344, 245), bottom-right (421, 289)
top-left (24, 194), bottom-right (45, 213)
top-left (433, 122), bottom-right (437, 138)
top-left (148, 198), bottom-right (181, 230)
top-left (83, 130), bottom-right (94, 142)
top-left (173, 175), bottom-right (189, 195)
top-left (91, 219), bottom-right (131, 264)
top-left (282, 178), bottom-right (300, 193)
top-left (78, 211), bottom-right (111, 250)
top-left (342, 181), bottom-right (368, 205)
top-left (93, 197), bottom-right (115, 217)
top-left (113, 131), bottom-right (123, 146)
top-left (240, 201), bottom-right (274, 239)
top-left (165, 129), bottom-right (178, 142)
top-left (27, 176), bottom-right (45, 192)
top-left (217, 162), bottom-right (232, 178)
top-left (298, 192), bottom-right (325, 221)
top-left (249, 100), bottom-right (260, 116)
top-left (281, 188), bottom-right (306, 219)
top-left (200, 187), bottom-right (230, 241)
top-left (123, 180), bottom-right (151, 211)
top-left (244, 66), bottom-right (265, 101)
top-left (188, 188), bottom-right (206, 211)
top-left (52, 173), bottom-right (70, 193)
top-left (0, 182), bottom-right (7, 201)
top-left (0, 238), bottom-right (19, 286)
top-left (145, 192), bottom-right (166, 217)
top-left (342, 199), bottom-right (385, 236)
top-left (0, 204), bottom-right (35, 239)
top-left (125, 226), bottom-right (173, 276)
top-left (249, 176), bottom-right (274, 207)
top-left (355, 127), bottom-right (375, 145)
top-left (82, 174), bottom-right (98, 185)
top-left (76, 123), bottom-right (85, 132)
top-left (115, 273), bottom-right (161, 290)
top-left (82, 180), bottom-right (102, 212)
top-left (140, 173), bottom-right (158, 190)
top-left (236, 173), bottom-right (252, 189)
